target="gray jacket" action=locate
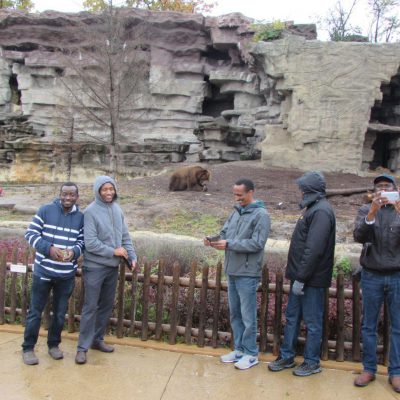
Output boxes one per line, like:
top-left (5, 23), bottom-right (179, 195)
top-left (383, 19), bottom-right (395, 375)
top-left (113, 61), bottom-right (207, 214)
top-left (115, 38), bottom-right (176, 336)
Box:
top-left (220, 200), bottom-right (270, 277)
top-left (83, 176), bottom-right (137, 268)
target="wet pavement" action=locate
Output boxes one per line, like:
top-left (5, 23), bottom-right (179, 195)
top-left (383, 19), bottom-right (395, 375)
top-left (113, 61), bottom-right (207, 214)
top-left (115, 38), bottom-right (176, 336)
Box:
top-left (0, 326), bottom-right (398, 400)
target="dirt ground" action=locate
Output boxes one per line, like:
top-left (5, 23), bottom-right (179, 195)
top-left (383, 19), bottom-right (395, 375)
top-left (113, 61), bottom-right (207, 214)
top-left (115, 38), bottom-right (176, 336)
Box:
top-left (0, 160), bottom-right (381, 243)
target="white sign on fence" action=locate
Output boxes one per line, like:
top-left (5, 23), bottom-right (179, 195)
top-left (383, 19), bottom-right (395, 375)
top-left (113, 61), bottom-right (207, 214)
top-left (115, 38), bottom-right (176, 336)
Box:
top-left (10, 264), bottom-right (27, 274)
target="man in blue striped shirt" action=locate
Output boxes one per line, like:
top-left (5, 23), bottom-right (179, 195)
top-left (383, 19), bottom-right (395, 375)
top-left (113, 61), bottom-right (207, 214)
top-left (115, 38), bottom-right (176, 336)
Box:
top-left (22, 182), bottom-right (84, 365)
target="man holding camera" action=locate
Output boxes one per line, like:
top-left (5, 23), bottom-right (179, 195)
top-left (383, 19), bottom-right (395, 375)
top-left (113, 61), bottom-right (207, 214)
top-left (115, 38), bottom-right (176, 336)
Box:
top-left (204, 178), bottom-right (270, 370)
top-left (353, 174), bottom-right (400, 393)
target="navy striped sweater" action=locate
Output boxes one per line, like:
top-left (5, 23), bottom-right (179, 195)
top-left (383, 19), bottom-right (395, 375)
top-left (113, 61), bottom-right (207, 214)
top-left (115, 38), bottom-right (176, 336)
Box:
top-left (25, 199), bottom-right (84, 280)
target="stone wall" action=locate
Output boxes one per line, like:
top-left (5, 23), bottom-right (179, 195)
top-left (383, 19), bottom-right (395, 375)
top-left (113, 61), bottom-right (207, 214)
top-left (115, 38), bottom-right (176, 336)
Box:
top-left (2, 8), bottom-right (400, 181)
top-left (252, 36), bottom-right (400, 173)
top-left (0, 9), bottom-right (319, 181)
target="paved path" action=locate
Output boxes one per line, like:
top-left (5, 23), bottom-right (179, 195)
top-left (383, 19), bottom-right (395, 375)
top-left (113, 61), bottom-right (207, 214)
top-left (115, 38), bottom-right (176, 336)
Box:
top-left (0, 327), bottom-right (398, 400)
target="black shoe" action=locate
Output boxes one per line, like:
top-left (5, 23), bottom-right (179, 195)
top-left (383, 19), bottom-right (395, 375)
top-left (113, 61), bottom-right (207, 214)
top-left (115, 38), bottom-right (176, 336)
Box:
top-left (268, 357), bottom-right (296, 372)
top-left (293, 362), bottom-right (321, 377)
top-left (91, 341), bottom-right (114, 353)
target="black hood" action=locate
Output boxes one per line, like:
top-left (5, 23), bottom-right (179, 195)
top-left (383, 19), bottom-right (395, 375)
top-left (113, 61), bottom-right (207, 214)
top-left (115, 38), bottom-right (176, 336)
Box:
top-left (296, 171), bottom-right (326, 209)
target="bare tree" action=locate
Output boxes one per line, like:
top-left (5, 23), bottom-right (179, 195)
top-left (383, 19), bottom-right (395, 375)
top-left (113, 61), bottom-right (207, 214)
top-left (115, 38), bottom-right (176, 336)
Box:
top-left (55, 0), bottom-right (150, 176)
top-left (324, 0), bottom-right (362, 41)
top-left (368, 0), bottom-right (400, 42)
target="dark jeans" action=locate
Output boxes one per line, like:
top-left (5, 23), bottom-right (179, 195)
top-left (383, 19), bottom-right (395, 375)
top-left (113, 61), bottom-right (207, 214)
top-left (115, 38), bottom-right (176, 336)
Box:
top-left (280, 285), bottom-right (325, 365)
top-left (22, 274), bottom-right (75, 352)
top-left (361, 269), bottom-right (400, 376)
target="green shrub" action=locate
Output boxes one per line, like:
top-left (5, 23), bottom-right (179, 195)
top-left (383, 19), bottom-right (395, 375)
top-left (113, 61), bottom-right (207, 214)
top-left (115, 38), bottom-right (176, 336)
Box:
top-left (252, 20), bottom-right (286, 42)
top-left (333, 256), bottom-right (352, 278)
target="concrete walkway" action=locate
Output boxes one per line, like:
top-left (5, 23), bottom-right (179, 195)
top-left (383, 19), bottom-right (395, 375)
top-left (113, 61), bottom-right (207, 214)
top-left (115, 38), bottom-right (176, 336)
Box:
top-left (0, 326), bottom-right (398, 400)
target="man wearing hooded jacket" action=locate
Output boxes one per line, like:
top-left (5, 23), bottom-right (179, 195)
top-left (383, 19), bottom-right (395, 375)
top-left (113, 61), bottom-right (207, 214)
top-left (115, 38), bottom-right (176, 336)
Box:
top-left (75, 176), bottom-right (137, 365)
top-left (268, 171), bottom-right (336, 377)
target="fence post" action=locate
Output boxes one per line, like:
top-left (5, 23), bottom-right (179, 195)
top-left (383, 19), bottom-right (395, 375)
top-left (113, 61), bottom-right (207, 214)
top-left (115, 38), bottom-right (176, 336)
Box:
top-left (169, 262), bottom-right (181, 345)
top-left (155, 259), bottom-right (165, 340)
top-left (336, 272), bottom-right (345, 361)
top-left (9, 244), bottom-right (18, 323)
top-left (128, 266), bottom-right (139, 337)
top-left (0, 249), bottom-right (7, 324)
top-left (141, 260), bottom-right (151, 341)
top-left (116, 262), bottom-right (126, 338)
top-left (185, 260), bottom-right (197, 345)
top-left (352, 276), bottom-right (361, 361)
top-left (20, 247), bottom-right (30, 326)
top-left (259, 265), bottom-right (269, 353)
top-left (197, 265), bottom-right (209, 347)
top-left (273, 272), bottom-right (283, 356)
top-left (321, 288), bottom-right (330, 361)
top-left (211, 261), bottom-right (222, 348)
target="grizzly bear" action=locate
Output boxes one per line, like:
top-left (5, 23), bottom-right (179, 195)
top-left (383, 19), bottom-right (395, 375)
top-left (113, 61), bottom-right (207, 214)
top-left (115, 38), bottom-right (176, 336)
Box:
top-left (169, 166), bottom-right (210, 191)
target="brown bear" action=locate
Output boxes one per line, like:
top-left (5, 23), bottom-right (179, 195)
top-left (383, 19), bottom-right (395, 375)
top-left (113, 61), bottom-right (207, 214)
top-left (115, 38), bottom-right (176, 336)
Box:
top-left (168, 166), bottom-right (210, 191)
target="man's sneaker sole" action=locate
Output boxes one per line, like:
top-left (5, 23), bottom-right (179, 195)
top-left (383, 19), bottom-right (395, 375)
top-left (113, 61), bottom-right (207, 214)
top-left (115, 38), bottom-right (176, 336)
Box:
top-left (221, 358), bottom-right (242, 363)
top-left (293, 366), bottom-right (322, 376)
top-left (268, 360), bottom-right (296, 372)
top-left (234, 358), bottom-right (259, 370)
top-left (220, 351), bottom-right (243, 363)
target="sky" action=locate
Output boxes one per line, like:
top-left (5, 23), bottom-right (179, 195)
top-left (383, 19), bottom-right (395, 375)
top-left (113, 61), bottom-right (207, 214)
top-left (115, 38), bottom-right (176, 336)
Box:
top-left (32, 0), bottom-right (399, 41)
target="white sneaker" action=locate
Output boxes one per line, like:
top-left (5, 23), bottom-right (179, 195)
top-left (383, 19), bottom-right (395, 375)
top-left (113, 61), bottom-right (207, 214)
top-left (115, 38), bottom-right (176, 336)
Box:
top-left (220, 350), bottom-right (244, 363)
top-left (234, 354), bottom-right (259, 370)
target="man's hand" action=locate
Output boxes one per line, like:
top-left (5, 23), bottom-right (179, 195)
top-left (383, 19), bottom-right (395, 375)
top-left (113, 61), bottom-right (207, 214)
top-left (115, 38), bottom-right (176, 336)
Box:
top-left (292, 280), bottom-right (305, 296)
top-left (131, 260), bottom-right (138, 271)
top-left (203, 238), bottom-right (211, 247)
top-left (367, 191), bottom-right (389, 221)
top-left (114, 247), bottom-right (128, 258)
top-left (210, 240), bottom-right (227, 250)
top-left (63, 249), bottom-right (74, 262)
top-left (49, 246), bottom-right (64, 261)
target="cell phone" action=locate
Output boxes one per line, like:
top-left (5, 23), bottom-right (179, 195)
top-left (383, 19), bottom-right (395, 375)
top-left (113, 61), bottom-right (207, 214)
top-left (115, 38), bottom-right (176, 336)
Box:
top-left (380, 191), bottom-right (399, 203)
top-left (122, 256), bottom-right (134, 270)
top-left (206, 235), bottom-right (221, 242)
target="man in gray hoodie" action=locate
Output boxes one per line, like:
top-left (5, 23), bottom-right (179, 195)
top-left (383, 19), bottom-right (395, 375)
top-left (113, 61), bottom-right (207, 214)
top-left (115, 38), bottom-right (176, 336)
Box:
top-left (204, 178), bottom-right (270, 370)
top-left (75, 176), bottom-right (137, 365)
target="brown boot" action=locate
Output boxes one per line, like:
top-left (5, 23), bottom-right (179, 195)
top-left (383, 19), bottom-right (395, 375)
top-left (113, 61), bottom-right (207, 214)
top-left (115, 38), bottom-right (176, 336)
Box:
top-left (389, 376), bottom-right (400, 393)
top-left (354, 371), bottom-right (375, 387)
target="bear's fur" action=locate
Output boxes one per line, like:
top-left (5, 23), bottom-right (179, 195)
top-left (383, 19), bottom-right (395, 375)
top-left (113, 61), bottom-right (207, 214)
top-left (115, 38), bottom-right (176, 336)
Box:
top-left (168, 166), bottom-right (210, 191)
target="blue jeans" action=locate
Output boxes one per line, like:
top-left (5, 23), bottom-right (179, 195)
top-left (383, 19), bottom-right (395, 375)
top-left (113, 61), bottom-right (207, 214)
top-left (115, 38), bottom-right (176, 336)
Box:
top-left (361, 269), bottom-right (400, 376)
top-left (22, 274), bottom-right (75, 352)
top-left (280, 285), bottom-right (325, 365)
top-left (227, 275), bottom-right (259, 356)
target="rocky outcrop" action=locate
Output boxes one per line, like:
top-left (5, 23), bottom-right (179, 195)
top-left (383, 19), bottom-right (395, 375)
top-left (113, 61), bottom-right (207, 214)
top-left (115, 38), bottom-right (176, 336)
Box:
top-left (0, 9), bottom-right (318, 181)
top-left (252, 36), bottom-right (400, 173)
top-left (5, 8), bottom-right (400, 180)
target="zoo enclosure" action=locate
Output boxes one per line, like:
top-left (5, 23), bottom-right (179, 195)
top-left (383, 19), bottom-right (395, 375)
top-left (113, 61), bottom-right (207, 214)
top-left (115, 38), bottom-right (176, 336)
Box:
top-left (0, 243), bottom-right (390, 365)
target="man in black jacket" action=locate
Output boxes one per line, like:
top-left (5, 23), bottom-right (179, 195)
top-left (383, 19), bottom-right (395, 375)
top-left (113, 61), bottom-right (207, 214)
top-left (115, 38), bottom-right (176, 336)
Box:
top-left (353, 174), bottom-right (400, 393)
top-left (268, 171), bottom-right (336, 377)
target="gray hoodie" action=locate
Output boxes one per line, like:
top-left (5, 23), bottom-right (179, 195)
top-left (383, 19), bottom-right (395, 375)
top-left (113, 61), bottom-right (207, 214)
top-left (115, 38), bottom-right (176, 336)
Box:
top-left (83, 175), bottom-right (137, 268)
top-left (220, 200), bottom-right (270, 277)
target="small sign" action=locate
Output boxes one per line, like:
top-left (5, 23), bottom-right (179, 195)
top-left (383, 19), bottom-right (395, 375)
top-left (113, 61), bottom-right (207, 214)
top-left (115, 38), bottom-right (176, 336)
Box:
top-left (10, 264), bottom-right (27, 274)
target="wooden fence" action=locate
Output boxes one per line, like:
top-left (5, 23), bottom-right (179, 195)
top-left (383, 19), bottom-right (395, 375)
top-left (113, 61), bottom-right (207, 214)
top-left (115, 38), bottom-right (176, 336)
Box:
top-left (0, 244), bottom-right (390, 364)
